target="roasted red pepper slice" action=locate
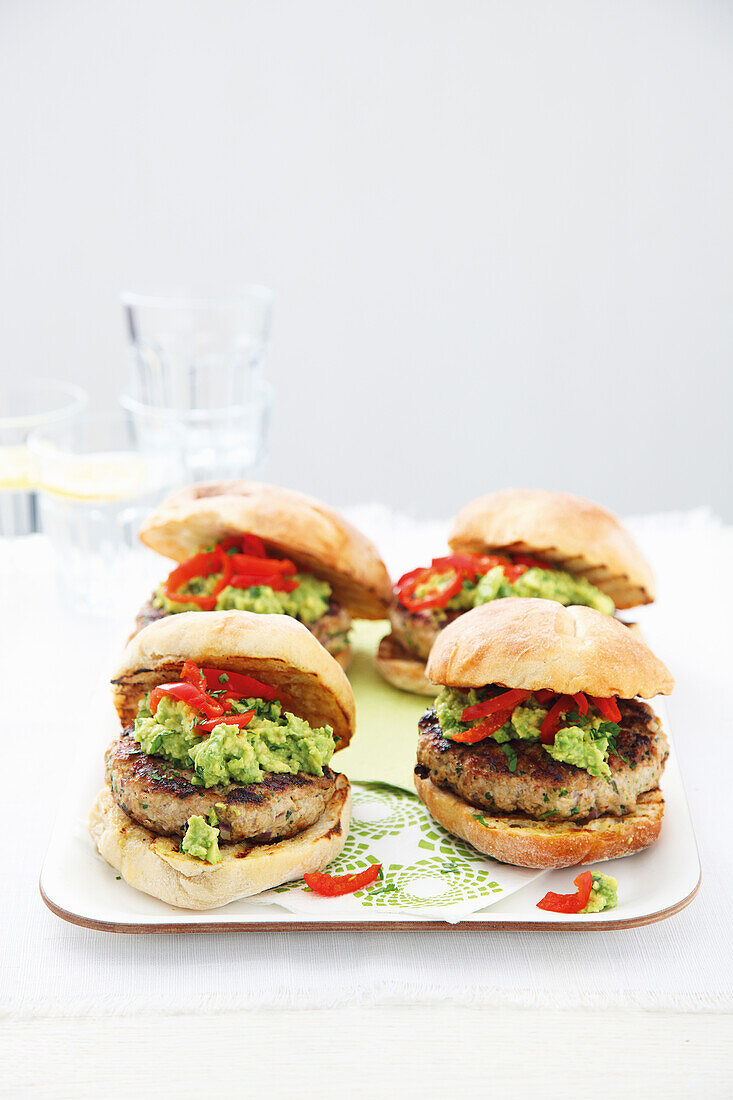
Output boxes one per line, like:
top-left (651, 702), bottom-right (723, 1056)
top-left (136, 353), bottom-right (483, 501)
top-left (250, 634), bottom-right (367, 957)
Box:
top-left (197, 710), bottom-right (255, 733)
top-left (536, 870), bottom-right (593, 914)
top-left (511, 554), bottom-right (552, 571)
top-left (149, 682), bottom-right (225, 720)
top-left (430, 553), bottom-right (510, 578)
top-left (217, 534), bottom-right (267, 557)
top-left (589, 695), bottom-right (622, 722)
top-left (540, 695), bottom-right (574, 744)
top-left (573, 692), bottom-right (589, 716)
top-left (163, 549), bottom-right (232, 610)
top-left (449, 710), bottom-right (515, 743)
top-left (533, 689), bottom-right (555, 704)
top-left (396, 566), bottom-right (463, 612)
top-left (303, 863), bottom-right (382, 896)
top-left (180, 660), bottom-right (207, 694)
top-left (461, 689), bottom-right (531, 723)
top-left (201, 668), bottom-right (279, 701)
top-left (230, 554), bottom-right (297, 576)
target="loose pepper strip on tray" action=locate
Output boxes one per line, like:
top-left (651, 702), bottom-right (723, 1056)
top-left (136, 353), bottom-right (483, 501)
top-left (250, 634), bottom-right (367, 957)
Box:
top-left (303, 864), bottom-right (382, 897)
top-left (536, 870), bottom-right (593, 914)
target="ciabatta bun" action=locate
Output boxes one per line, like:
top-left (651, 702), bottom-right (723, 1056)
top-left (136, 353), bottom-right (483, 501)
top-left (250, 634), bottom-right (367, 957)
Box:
top-left (140, 481), bottom-right (392, 619)
top-left (112, 610), bottom-right (356, 750)
top-left (426, 598), bottom-right (673, 699)
top-left (375, 633), bottom-right (438, 696)
top-left (414, 774), bottom-right (663, 869)
top-left (449, 489), bottom-right (654, 609)
top-left (90, 776), bottom-right (350, 910)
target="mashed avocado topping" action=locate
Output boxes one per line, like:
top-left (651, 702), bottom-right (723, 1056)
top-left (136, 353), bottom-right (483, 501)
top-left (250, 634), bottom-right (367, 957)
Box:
top-left (435, 687), bottom-right (621, 778)
top-left (442, 565), bottom-right (614, 616)
top-left (582, 873), bottom-right (618, 913)
top-left (134, 694), bottom-right (335, 787)
top-left (181, 815), bottom-right (221, 863)
top-left (153, 571), bottom-right (332, 625)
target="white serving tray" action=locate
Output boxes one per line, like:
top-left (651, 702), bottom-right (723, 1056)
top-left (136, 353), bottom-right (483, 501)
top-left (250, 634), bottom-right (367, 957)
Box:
top-left (40, 693), bottom-right (700, 932)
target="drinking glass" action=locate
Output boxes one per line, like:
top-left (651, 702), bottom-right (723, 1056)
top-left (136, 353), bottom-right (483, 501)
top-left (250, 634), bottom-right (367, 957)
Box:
top-left (121, 288), bottom-right (274, 483)
top-left (0, 380), bottom-right (88, 536)
top-left (27, 413), bottom-right (184, 616)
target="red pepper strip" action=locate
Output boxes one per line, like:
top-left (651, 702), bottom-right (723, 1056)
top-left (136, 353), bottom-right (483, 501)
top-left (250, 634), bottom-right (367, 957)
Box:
top-left (230, 554), bottom-right (297, 576)
top-left (217, 534), bottom-right (267, 557)
top-left (396, 566), bottom-right (463, 612)
top-left (573, 692), bottom-right (589, 716)
top-left (461, 689), bottom-right (531, 723)
top-left (501, 563), bottom-right (530, 583)
top-left (536, 870), bottom-right (593, 914)
top-left (511, 554), bottom-right (553, 571)
top-left (201, 668), bottom-right (280, 701)
top-left (589, 695), bottom-right (622, 722)
top-left (431, 553), bottom-right (510, 578)
top-left (197, 710), bottom-right (255, 733)
top-left (163, 549), bottom-right (232, 611)
top-left (449, 710), bottom-right (514, 744)
top-left (534, 689), bottom-right (555, 704)
top-left (304, 864), bottom-right (382, 897)
top-left (540, 695), bottom-right (574, 744)
top-left (149, 682), bottom-right (224, 719)
top-left (180, 660), bottom-right (207, 694)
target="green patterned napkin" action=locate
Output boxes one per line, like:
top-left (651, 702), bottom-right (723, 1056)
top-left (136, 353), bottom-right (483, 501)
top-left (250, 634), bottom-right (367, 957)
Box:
top-left (253, 781), bottom-right (542, 921)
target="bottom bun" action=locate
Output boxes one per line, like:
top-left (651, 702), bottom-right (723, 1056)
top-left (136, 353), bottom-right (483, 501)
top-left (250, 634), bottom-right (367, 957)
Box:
top-left (414, 773), bottom-right (663, 869)
top-left (89, 775), bottom-right (351, 910)
top-left (375, 633), bottom-right (438, 696)
top-left (332, 645), bottom-right (352, 671)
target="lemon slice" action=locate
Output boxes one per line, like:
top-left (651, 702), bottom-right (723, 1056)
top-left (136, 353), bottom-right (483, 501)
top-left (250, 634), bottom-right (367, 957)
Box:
top-left (0, 445), bottom-right (36, 490)
top-left (37, 450), bottom-right (149, 501)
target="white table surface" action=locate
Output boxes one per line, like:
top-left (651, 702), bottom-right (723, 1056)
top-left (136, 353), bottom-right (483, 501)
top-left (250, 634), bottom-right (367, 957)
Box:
top-left (2, 507), bottom-right (732, 1096)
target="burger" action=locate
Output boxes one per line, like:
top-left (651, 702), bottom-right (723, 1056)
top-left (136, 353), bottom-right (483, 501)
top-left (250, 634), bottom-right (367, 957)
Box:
top-left (377, 488), bottom-right (655, 694)
top-left (89, 610), bottom-right (355, 909)
top-left (136, 480), bottom-right (393, 668)
top-left (414, 598), bottom-right (673, 868)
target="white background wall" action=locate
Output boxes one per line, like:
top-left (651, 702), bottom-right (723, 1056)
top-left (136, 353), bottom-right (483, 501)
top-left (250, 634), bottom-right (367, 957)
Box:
top-left (2, 0), bottom-right (731, 518)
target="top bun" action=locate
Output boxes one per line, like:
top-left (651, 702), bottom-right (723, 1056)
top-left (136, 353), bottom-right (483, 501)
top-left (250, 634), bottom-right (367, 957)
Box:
top-left (426, 598), bottom-right (674, 699)
top-left (140, 481), bottom-right (392, 620)
top-left (448, 488), bottom-right (654, 609)
top-left (111, 610), bottom-right (356, 749)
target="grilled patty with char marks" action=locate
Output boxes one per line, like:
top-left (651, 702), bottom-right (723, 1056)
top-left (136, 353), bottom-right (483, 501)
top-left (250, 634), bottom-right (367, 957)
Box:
top-left (134, 597), bottom-right (351, 657)
top-left (388, 601), bottom-right (462, 661)
top-left (106, 729), bottom-right (338, 843)
top-left (416, 699), bottom-right (668, 821)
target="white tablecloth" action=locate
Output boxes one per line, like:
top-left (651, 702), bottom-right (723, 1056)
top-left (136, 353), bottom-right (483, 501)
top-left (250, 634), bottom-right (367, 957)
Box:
top-left (2, 508), bottom-right (732, 1017)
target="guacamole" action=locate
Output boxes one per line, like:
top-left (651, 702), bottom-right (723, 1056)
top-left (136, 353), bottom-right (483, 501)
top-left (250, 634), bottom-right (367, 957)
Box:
top-left (582, 873), bottom-right (618, 913)
top-left (134, 694), bottom-right (335, 787)
top-left (435, 687), bottom-right (620, 778)
top-left (181, 816), bottom-right (221, 863)
top-left (442, 565), bottom-right (614, 616)
top-left (153, 572), bottom-right (333, 625)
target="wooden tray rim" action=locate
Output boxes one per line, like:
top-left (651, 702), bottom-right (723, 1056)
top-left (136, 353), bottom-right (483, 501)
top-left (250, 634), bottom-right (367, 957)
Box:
top-left (39, 869), bottom-right (700, 935)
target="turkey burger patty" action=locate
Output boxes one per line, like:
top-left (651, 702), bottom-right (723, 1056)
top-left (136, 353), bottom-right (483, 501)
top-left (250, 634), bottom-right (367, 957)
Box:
top-left (106, 729), bottom-right (339, 844)
top-left (417, 698), bottom-right (669, 822)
